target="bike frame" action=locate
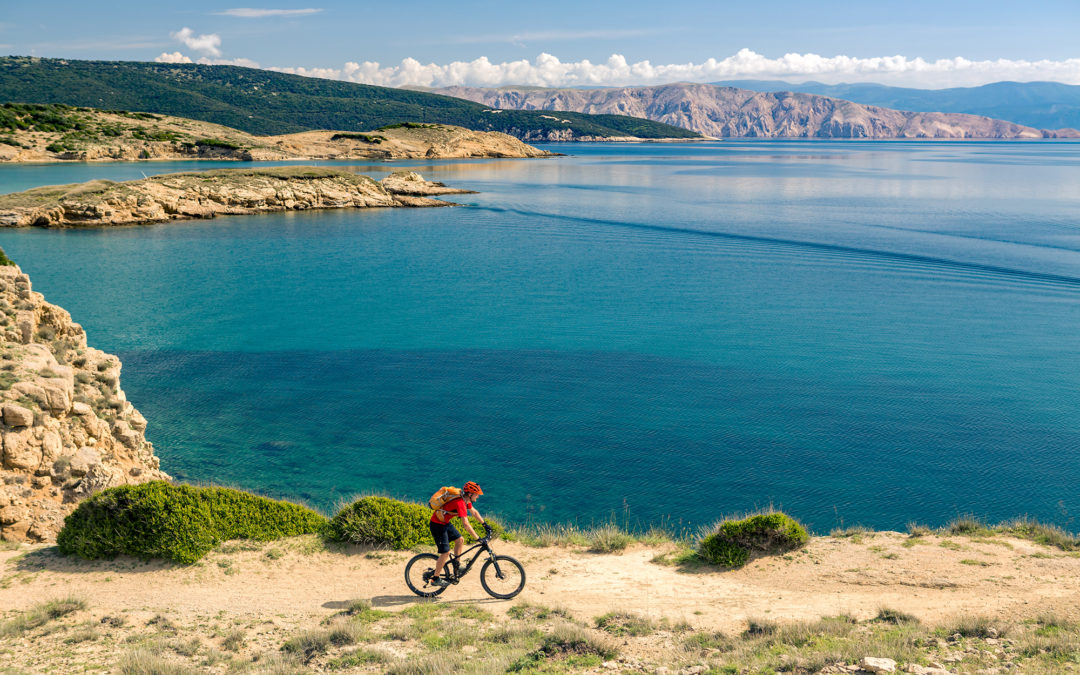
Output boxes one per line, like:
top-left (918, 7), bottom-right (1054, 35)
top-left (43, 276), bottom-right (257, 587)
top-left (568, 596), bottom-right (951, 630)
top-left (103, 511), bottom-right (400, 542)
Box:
top-left (447, 539), bottom-right (499, 581)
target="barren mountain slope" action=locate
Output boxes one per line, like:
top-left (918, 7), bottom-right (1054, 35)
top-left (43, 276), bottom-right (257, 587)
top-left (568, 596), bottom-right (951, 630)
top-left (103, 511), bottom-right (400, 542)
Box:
top-left (437, 83), bottom-right (1080, 138)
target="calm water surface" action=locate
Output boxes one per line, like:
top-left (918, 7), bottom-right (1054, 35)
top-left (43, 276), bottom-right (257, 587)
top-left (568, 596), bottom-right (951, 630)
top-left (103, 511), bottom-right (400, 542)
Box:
top-left (1, 141), bottom-right (1078, 533)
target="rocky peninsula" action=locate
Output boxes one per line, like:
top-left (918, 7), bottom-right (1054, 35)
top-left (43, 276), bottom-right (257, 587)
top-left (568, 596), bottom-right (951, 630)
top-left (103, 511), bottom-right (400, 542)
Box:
top-left (0, 262), bottom-right (168, 542)
top-left (0, 168), bottom-right (473, 228)
top-left (0, 104), bottom-right (552, 162)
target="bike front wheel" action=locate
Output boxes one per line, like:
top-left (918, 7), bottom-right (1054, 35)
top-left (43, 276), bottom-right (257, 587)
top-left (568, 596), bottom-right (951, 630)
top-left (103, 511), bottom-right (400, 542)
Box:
top-left (480, 555), bottom-right (526, 599)
top-left (404, 553), bottom-right (449, 597)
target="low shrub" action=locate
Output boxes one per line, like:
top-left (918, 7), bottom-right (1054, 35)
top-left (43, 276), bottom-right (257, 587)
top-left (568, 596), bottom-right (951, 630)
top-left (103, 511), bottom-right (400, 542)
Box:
top-left (699, 511), bottom-right (808, 568)
top-left (0, 596), bottom-right (86, 637)
top-left (328, 495), bottom-right (502, 550)
top-left (57, 481), bottom-right (328, 564)
top-left (0, 246), bottom-right (14, 267)
top-left (195, 138), bottom-right (242, 150)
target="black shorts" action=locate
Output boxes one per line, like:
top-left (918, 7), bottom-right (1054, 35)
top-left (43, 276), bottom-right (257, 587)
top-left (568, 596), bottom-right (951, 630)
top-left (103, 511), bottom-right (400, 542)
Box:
top-left (430, 520), bottom-right (462, 553)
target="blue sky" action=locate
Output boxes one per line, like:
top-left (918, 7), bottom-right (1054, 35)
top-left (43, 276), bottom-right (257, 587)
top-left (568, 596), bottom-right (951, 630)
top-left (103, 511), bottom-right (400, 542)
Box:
top-left (3, 1), bottom-right (1080, 88)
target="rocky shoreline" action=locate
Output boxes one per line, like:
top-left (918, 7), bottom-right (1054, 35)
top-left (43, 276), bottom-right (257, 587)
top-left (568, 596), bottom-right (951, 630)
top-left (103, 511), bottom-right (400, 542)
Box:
top-left (0, 168), bottom-right (473, 228)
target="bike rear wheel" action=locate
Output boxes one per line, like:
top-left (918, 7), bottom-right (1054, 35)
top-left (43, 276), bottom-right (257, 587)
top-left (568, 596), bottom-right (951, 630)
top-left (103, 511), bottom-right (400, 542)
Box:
top-left (404, 553), bottom-right (449, 597)
top-left (480, 555), bottom-right (526, 599)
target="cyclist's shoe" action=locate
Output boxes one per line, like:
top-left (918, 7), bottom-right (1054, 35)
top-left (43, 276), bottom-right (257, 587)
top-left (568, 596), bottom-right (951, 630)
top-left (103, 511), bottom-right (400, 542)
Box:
top-left (429, 577), bottom-right (449, 587)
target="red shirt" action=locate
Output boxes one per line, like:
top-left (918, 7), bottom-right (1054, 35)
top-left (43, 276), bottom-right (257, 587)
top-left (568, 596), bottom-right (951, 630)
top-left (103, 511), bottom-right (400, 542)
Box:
top-left (430, 497), bottom-right (471, 524)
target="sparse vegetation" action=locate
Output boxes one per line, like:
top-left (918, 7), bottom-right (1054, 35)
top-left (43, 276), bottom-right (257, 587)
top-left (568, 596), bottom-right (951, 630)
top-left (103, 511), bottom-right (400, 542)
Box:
top-left (330, 132), bottom-right (386, 143)
top-left (698, 511), bottom-right (809, 568)
top-left (595, 611), bottom-right (656, 636)
top-left (0, 596), bottom-right (86, 637)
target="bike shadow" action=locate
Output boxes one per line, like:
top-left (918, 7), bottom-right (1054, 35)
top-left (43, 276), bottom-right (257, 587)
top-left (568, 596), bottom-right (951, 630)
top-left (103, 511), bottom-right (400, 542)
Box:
top-left (321, 595), bottom-right (509, 609)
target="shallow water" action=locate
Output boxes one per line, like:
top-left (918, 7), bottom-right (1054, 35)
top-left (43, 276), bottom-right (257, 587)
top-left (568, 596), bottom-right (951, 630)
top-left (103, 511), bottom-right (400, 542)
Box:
top-left (2, 141), bottom-right (1079, 533)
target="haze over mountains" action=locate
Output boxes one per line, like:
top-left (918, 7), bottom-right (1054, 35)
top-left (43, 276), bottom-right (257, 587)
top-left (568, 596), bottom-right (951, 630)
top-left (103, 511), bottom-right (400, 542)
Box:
top-left (436, 83), bottom-right (1080, 139)
top-left (713, 80), bottom-right (1080, 131)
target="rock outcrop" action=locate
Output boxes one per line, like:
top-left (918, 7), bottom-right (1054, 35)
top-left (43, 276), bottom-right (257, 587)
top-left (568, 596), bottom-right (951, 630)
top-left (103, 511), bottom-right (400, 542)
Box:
top-left (0, 263), bottom-right (168, 542)
top-left (0, 168), bottom-right (475, 228)
top-left (437, 83), bottom-right (1080, 139)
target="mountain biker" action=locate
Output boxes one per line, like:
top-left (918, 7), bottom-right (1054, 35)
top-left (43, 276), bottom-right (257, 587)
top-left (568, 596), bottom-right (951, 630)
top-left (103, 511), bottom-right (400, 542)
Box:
top-left (428, 481), bottom-right (487, 587)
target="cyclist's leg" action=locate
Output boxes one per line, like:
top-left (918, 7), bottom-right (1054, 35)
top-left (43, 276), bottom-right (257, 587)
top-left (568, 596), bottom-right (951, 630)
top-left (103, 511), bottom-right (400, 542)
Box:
top-left (446, 523), bottom-right (463, 575)
top-left (429, 521), bottom-right (452, 580)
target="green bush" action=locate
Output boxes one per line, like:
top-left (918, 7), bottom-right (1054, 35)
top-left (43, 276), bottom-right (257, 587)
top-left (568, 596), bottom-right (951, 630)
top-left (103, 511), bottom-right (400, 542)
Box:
top-left (195, 138), bottom-right (241, 150)
top-left (56, 481), bottom-right (328, 564)
top-left (0, 247), bottom-right (14, 267)
top-left (328, 495), bottom-right (503, 550)
top-left (698, 512), bottom-right (808, 568)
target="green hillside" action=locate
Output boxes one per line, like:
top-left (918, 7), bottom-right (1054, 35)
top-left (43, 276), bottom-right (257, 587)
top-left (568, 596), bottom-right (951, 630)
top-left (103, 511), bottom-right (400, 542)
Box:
top-left (0, 57), bottom-right (699, 140)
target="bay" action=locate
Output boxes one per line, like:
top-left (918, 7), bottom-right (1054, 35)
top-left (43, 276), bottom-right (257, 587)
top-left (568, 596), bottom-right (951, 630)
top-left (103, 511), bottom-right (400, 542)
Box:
top-left (1, 140), bottom-right (1078, 533)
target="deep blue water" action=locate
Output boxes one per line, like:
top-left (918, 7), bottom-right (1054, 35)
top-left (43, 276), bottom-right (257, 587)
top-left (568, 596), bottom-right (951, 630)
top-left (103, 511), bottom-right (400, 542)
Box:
top-left (1, 141), bottom-right (1079, 533)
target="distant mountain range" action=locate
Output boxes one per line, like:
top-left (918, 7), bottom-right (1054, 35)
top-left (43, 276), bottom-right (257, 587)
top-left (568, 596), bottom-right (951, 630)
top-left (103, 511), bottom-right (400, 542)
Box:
top-left (436, 83), bottom-right (1079, 139)
top-left (713, 80), bottom-right (1080, 131)
top-left (0, 57), bottom-right (698, 141)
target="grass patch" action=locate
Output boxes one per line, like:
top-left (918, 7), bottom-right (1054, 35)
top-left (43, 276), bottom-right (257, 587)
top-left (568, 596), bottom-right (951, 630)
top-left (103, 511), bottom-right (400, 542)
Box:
top-left (0, 596), bottom-right (86, 637)
top-left (594, 611), bottom-right (656, 637)
top-left (874, 608), bottom-right (919, 625)
top-left (281, 621), bottom-right (363, 661)
top-left (507, 603), bottom-right (574, 622)
top-left (116, 648), bottom-right (195, 675)
top-left (327, 648), bottom-right (389, 669)
top-left (508, 623), bottom-right (617, 671)
top-left (699, 511), bottom-right (808, 568)
top-left (587, 524), bottom-right (636, 553)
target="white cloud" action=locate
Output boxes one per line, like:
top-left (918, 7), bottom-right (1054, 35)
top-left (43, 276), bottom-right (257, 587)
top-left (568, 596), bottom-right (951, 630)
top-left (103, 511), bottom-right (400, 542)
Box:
top-left (268, 49), bottom-right (1080, 89)
top-left (170, 27), bottom-right (222, 57)
top-left (196, 56), bottom-right (262, 68)
top-left (156, 51), bottom-right (193, 64)
top-left (214, 8), bottom-right (323, 18)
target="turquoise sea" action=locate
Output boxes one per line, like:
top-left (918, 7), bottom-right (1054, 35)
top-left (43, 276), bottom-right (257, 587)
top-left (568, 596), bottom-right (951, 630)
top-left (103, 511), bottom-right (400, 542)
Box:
top-left (1, 141), bottom-right (1079, 534)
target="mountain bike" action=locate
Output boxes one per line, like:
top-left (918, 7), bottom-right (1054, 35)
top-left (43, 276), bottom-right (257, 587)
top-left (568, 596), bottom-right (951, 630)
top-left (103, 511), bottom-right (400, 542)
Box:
top-left (404, 523), bottom-right (526, 599)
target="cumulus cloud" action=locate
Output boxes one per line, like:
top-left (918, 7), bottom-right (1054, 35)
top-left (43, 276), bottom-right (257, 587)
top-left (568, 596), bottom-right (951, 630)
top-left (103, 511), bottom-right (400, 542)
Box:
top-left (268, 49), bottom-right (1080, 89)
top-left (214, 8), bottom-right (323, 18)
top-left (155, 51), bottom-right (193, 64)
top-left (196, 56), bottom-right (262, 68)
top-left (170, 27), bottom-right (222, 57)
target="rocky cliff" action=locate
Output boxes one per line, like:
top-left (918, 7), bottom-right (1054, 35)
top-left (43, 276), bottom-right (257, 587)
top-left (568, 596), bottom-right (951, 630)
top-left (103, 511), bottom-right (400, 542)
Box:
top-left (0, 261), bottom-right (168, 542)
top-left (437, 83), bottom-right (1080, 139)
top-left (0, 168), bottom-right (473, 228)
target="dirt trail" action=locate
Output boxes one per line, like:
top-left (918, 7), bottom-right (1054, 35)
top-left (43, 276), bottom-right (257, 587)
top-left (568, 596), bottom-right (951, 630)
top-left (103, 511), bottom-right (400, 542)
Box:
top-left (3, 532), bottom-right (1078, 634)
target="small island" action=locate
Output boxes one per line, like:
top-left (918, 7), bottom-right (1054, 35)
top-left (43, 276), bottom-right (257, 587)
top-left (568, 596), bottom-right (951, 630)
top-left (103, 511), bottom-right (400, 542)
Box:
top-left (0, 167), bottom-right (474, 228)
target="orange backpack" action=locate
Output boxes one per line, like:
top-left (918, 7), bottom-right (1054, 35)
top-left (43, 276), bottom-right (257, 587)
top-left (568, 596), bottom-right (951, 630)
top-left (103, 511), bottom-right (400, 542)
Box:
top-left (428, 486), bottom-right (462, 515)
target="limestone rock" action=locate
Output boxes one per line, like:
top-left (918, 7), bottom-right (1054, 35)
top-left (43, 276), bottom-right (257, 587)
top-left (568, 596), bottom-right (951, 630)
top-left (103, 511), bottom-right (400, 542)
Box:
top-left (0, 263), bottom-right (169, 542)
top-left (860, 657), bottom-right (897, 673)
top-left (3, 430), bottom-right (41, 471)
top-left (0, 167), bottom-right (478, 229)
top-left (2, 404), bottom-right (34, 428)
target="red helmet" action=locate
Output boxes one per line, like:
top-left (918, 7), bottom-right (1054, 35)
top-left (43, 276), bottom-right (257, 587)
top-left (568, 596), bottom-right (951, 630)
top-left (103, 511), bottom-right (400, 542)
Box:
top-left (463, 481), bottom-right (483, 495)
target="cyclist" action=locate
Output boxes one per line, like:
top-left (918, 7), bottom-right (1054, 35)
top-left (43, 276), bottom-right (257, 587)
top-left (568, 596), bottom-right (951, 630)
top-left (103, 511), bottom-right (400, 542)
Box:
top-left (428, 481), bottom-right (487, 586)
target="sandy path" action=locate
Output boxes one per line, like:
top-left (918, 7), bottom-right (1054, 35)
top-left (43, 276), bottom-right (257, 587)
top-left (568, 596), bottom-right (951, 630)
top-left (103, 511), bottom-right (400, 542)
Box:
top-left (3, 531), bottom-right (1079, 636)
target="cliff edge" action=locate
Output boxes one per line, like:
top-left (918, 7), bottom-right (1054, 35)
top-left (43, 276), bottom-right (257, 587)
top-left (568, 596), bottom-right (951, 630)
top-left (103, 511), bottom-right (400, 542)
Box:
top-left (0, 261), bottom-right (168, 542)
